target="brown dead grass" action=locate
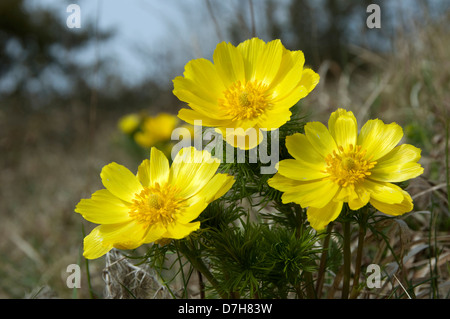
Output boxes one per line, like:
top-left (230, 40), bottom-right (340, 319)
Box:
top-left (0, 102), bottom-right (139, 298)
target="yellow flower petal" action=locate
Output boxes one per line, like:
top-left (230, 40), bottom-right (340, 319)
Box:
top-left (173, 76), bottom-right (228, 119)
top-left (277, 159), bottom-right (327, 181)
top-left (163, 221), bottom-right (201, 240)
top-left (271, 86), bottom-right (308, 110)
top-left (267, 172), bottom-right (303, 191)
top-left (213, 41), bottom-right (245, 87)
top-left (101, 162), bottom-right (143, 203)
top-left (177, 198), bottom-right (208, 224)
top-left (75, 189), bottom-right (131, 225)
top-left (113, 230), bottom-right (149, 251)
top-left (149, 147), bottom-right (169, 187)
top-left (333, 186), bottom-right (356, 202)
top-left (170, 147), bottom-right (220, 198)
top-left (216, 117), bottom-right (259, 132)
top-left (328, 108), bottom-right (357, 150)
top-left (281, 179), bottom-right (340, 208)
top-left (271, 68), bottom-right (319, 110)
top-left (137, 159), bottom-right (150, 188)
top-left (177, 108), bottom-right (232, 127)
top-left (363, 179), bottom-right (404, 204)
top-left (370, 189), bottom-right (413, 216)
top-left (304, 121), bottom-right (338, 158)
top-left (370, 144), bottom-right (423, 182)
top-left (237, 37), bottom-right (266, 80)
top-left (106, 221), bottom-right (147, 246)
top-left (83, 226), bottom-right (113, 259)
top-left (269, 49), bottom-right (305, 93)
top-left (254, 39), bottom-right (283, 84)
top-left (348, 186), bottom-right (370, 211)
top-left (220, 126), bottom-right (264, 150)
top-left (298, 68), bottom-right (321, 94)
top-left (192, 173), bottom-right (235, 204)
top-left (268, 173), bottom-right (339, 209)
top-left (182, 58), bottom-right (225, 100)
top-left (83, 221), bottom-right (147, 259)
top-left (307, 200), bottom-right (344, 231)
top-left (372, 162), bottom-right (423, 183)
top-left (357, 119), bottom-right (403, 161)
top-left (142, 224), bottom-right (167, 244)
top-left (285, 133), bottom-right (326, 170)
top-left (131, 224), bottom-right (164, 244)
top-left (256, 107), bottom-right (292, 130)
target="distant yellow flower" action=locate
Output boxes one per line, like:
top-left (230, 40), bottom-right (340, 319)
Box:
top-left (268, 108), bottom-right (424, 230)
top-left (75, 147), bottom-right (235, 259)
top-left (118, 113), bottom-right (141, 135)
top-left (134, 113), bottom-right (179, 148)
top-left (173, 37), bottom-right (319, 149)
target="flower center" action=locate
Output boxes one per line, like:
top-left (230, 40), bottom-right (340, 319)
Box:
top-left (128, 184), bottom-right (181, 228)
top-left (218, 80), bottom-right (270, 120)
top-left (323, 144), bottom-right (377, 187)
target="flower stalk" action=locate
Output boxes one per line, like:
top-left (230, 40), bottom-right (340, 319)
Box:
top-left (176, 240), bottom-right (228, 299)
top-left (315, 222), bottom-right (334, 298)
top-left (350, 208), bottom-right (368, 299)
top-left (341, 211), bottom-right (351, 299)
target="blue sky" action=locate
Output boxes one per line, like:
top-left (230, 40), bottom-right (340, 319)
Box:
top-left (28, 0), bottom-right (449, 89)
top-left (29, 1), bottom-right (193, 85)
top-left (33, 0), bottom-right (248, 86)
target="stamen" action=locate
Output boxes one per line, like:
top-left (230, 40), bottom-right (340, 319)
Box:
top-left (323, 144), bottom-right (377, 187)
top-left (218, 80), bottom-right (270, 120)
top-left (128, 184), bottom-right (181, 228)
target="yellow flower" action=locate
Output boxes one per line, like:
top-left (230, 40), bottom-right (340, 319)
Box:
top-left (118, 113), bottom-right (141, 135)
top-left (75, 147), bottom-right (235, 259)
top-left (173, 37), bottom-right (320, 150)
top-left (268, 108), bottom-right (424, 231)
top-left (134, 113), bottom-right (179, 148)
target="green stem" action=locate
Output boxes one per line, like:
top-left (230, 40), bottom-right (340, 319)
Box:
top-left (303, 271), bottom-right (317, 299)
top-left (294, 204), bottom-right (304, 239)
top-left (81, 223), bottom-right (96, 299)
top-left (177, 240), bottom-right (227, 299)
top-left (293, 205), bottom-right (316, 298)
top-left (175, 246), bottom-right (189, 298)
top-left (316, 223), bottom-right (334, 298)
top-left (198, 270), bottom-right (206, 299)
top-left (342, 217), bottom-right (351, 299)
top-left (350, 212), bottom-right (367, 299)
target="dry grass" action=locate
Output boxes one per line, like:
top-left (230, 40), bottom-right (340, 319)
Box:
top-left (0, 103), bottom-right (137, 298)
top-left (0, 11), bottom-right (449, 299)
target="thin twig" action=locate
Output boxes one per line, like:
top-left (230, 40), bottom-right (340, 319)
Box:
top-left (205, 0), bottom-right (223, 41)
top-left (393, 274), bottom-right (412, 299)
top-left (412, 183), bottom-right (447, 200)
top-left (446, 118), bottom-right (450, 209)
top-left (89, 0), bottom-right (101, 148)
top-left (248, 0), bottom-right (256, 37)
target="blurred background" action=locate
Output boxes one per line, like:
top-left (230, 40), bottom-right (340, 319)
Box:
top-left (0, 0), bottom-right (449, 298)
